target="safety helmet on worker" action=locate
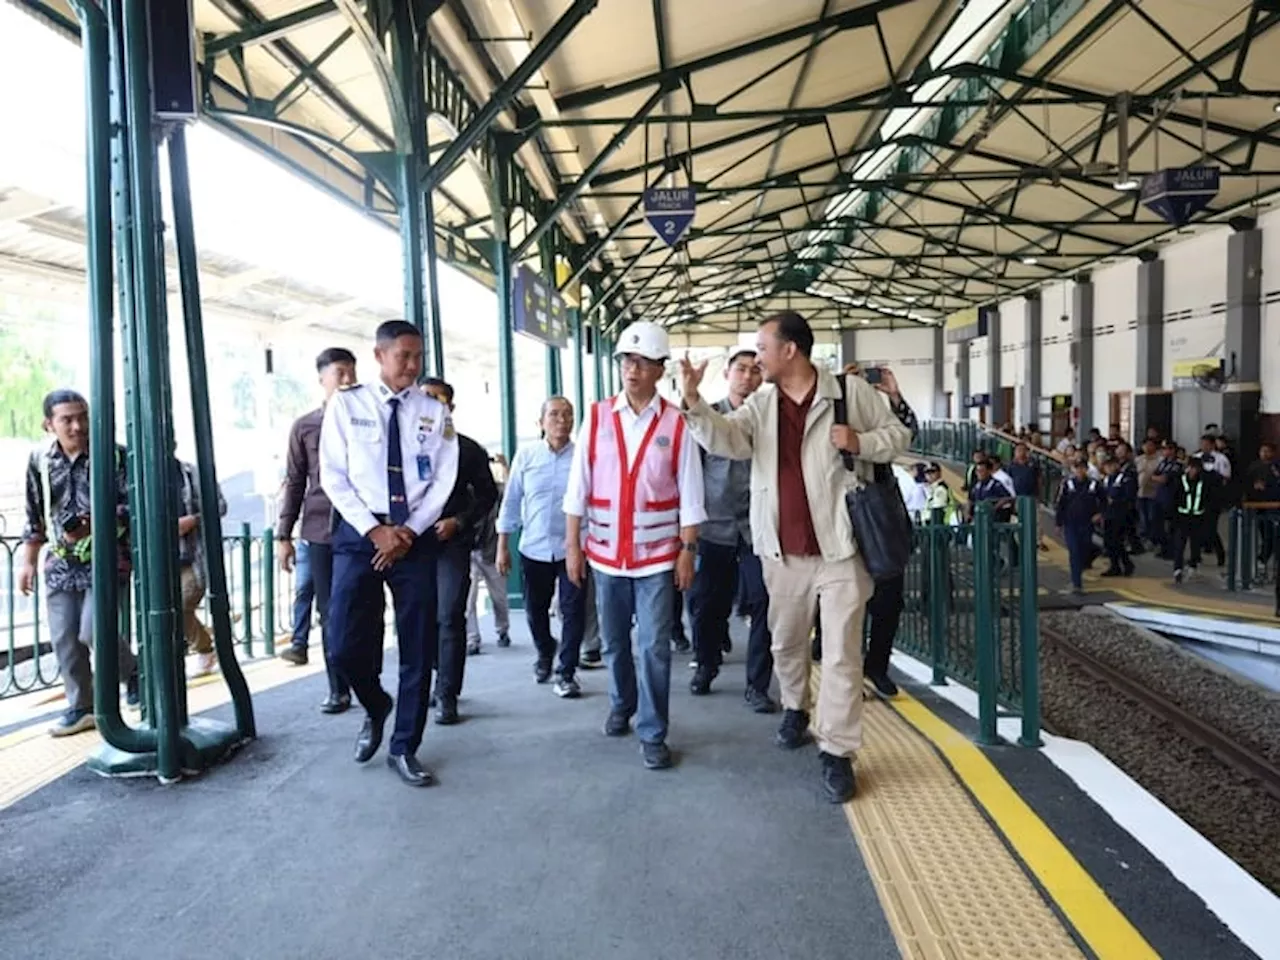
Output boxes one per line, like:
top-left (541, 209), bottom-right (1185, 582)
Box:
top-left (614, 321), bottom-right (669, 362)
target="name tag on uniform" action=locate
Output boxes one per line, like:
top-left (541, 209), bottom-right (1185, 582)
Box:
top-left (349, 416), bottom-right (380, 442)
top-left (417, 454), bottom-right (433, 483)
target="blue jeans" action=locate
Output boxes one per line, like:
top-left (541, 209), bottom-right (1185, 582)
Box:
top-left (290, 540), bottom-right (314, 650)
top-left (593, 568), bottom-right (674, 744)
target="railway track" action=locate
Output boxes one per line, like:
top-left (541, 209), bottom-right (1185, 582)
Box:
top-left (1041, 624), bottom-right (1280, 804)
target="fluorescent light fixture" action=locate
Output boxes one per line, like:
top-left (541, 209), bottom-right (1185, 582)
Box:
top-left (1021, 255), bottom-right (1038, 265)
top-left (1113, 177), bottom-right (1139, 191)
top-left (860, 319), bottom-right (871, 325)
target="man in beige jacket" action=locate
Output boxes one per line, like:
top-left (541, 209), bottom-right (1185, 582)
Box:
top-left (678, 311), bottom-right (911, 803)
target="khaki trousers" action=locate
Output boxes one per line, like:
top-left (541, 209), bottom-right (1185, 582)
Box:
top-left (762, 552), bottom-right (873, 759)
top-left (180, 566), bottom-right (214, 655)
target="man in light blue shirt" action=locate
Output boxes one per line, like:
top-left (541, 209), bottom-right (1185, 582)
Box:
top-left (496, 396), bottom-right (587, 698)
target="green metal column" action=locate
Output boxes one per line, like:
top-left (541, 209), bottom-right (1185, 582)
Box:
top-left (592, 322), bottom-right (605, 403)
top-left (397, 151), bottom-right (427, 338)
top-left (540, 234), bottom-right (562, 397)
top-left (120, 0), bottom-right (184, 782)
top-left (492, 143), bottom-right (523, 609)
top-left (71, 0), bottom-right (155, 757)
top-left (571, 307), bottom-right (585, 418)
top-left (606, 333), bottom-right (617, 396)
top-left (168, 125), bottom-right (255, 742)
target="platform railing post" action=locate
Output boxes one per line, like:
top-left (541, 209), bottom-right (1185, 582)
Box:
top-left (262, 529), bottom-right (275, 657)
top-left (974, 501), bottom-right (999, 745)
top-left (1226, 508), bottom-right (1240, 592)
top-left (240, 521), bottom-right (254, 657)
top-left (1240, 508), bottom-right (1255, 592)
top-left (1017, 496), bottom-right (1042, 747)
top-left (928, 508), bottom-right (947, 686)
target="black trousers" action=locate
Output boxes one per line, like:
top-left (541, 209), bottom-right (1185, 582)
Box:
top-left (864, 573), bottom-right (905, 679)
top-left (1172, 515), bottom-right (1206, 572)
top-left (1103, 515), bottom-right (1131, 572)
top-left (433, 536), bottom-right (473, 702)
top-left (520, 555), bottom-right (586, 679)
top-left (313, 541), bottom-right (385, 699)
top-left (688, 538), bottom-right (773, 695)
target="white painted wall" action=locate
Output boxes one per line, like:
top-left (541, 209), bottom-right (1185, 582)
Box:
top-left (999, 298), bottom-right (1025, 423)
top-left (1161, 226), bottom-right (1229, 386)
top-left (943, 340), bottom-right (958, 416)
top-left (1091, 259), bottom-right (1139, 433)
top-left (1040, 279), bottom-right (1073, 398)
top-left (856, 327), bottom-right (936, 417)
top-left (1259, 208), bottom-right (1280, 413)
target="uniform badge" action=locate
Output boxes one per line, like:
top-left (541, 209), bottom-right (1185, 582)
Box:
top-left (655, 435), bottom-right (671, 448)
top-left (443, 421), bottom-right (456, 440)
top-left (419, 415), bottom-right (435, 432)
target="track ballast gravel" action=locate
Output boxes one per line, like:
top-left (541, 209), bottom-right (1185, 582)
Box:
top-left (1039, 608), bottom-right (1280, 896)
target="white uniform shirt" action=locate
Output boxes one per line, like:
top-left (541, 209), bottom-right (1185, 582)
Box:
top-left (563, 393), bottom-right (706, 578)
top-left (1198, 449), bottom-right (1232, 481)
top-left (993, 468), bottom-right (1016, 497)
top-left (319, 380), bottom-right (459, 537)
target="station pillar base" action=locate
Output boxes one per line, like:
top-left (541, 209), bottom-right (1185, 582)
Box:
top-left (86, 717), bottom-right (248, 782)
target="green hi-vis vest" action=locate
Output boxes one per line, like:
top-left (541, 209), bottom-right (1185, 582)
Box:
top-left (1177, 475), bottom-right (1204, 516)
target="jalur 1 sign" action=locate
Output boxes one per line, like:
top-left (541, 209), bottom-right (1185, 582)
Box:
top-left (512, 265), bottom-right (569, 348)
top-left (644, 186), bottom-right (696, 246)
top-left (1140, 166), bottom-right (1219, 227)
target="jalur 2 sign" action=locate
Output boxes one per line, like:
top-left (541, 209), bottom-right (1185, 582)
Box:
top-left (644, 187), bottom-right (696, 247)
top-left (512, 265), bottom-right (569, 348)
top-left (1140, 166), bottom-right (1219, 227)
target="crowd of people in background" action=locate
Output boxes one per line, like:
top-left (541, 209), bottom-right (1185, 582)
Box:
top-left (973, 418), bottom-right (1280, 604)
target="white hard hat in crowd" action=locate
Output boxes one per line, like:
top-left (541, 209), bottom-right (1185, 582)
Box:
top-left (614, 321), bottom-right (669, 362)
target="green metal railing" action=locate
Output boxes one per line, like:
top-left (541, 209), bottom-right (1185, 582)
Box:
top-left (893, 497), bottom-right (1042, 747)
top-left (1225, 505), bottom-right (1280, 594)
top-left (912, 419), bottom-right (1066, 510)
top-left (1, 530), bottom-right (295, 701)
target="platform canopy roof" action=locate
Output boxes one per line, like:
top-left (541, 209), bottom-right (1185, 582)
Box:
top-left (15, 0), bottom-right (1280, 343)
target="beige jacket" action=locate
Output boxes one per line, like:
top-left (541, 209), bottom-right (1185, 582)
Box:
top-left (683, 368), bottom-right (911, 563)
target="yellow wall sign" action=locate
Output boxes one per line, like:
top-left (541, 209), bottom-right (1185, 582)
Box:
top-left (945, 307), bottom-right (979, 331)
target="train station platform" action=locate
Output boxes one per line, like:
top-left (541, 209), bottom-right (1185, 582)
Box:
top-left (2, 617), bottom-right (1272, 960)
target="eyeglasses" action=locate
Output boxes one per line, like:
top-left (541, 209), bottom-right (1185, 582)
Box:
top-left (618, 355), bottom-right (661, 370)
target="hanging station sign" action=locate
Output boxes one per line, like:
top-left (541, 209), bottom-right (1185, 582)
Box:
top-left (512, 265), bottom-right (569, 348)
top-left (643, 186), bottom-right (696, 246)
top-left (1140, 166), bottom-right (1220, 227)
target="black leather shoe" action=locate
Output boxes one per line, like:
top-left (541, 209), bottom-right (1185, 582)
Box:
top-left (435, 697), bottom-right (460, 726)
top-left (744, 687), bottom-right (779, 714)
top-left (820, 751), bottom-right (856, 803)
top-left (689, 665), bottom-right (715, 696)
top-left (535, 659), bottom-right (553, 684)
top-left (387, 753), bottom-right (433, 787)
top-left (776, 709), bottom-right (810, 750)
top-left (865, 673), bottom-right (899, 700)
top-left (320, 693), bottom-right (351, 714)
top-left (354, 696), bottom-right (392, 763)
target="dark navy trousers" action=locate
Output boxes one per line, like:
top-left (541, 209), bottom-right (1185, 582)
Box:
top-left (330, 519), bottom-right (439, 757)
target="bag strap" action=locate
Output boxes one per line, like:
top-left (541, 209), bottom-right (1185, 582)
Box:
top-left (832, 375), bottom-right (856, 472)
top-left (834, 374), bottom-right (892, 485)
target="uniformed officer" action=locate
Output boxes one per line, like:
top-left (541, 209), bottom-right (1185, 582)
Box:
top-left (1172, 457), bottom-right (1209, 584)
top-left (1054, 458), bottom-right (1103, 594)
top-left (1100, 455), bottom-right (1135, 577)
top-left (319, 320), bottom-right (459, 787)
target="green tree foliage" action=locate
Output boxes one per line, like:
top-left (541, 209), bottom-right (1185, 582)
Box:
top-left (0, 325), bottom-right (76, 439)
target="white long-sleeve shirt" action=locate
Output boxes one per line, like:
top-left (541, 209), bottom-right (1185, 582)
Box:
top-left (563, 393), bottom-right (706, 577)
top-left (319, 380), bottom-right (459, 537)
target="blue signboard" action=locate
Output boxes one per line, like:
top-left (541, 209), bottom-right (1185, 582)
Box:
top-left (966, 393), bottom-right (991, 409)
top-left (512, 265), bottom-right (569, 348)
top-left (1140, 165), bottom-right (1219, 227)
top-left (644, 187), bottom-right (696, 246)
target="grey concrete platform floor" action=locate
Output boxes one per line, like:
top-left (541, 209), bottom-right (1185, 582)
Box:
top-left (0, 619), bottom-right (898, 960)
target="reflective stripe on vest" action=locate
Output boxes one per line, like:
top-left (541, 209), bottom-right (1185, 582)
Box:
top-left (1178, 476), bottom-right (1204, 515)
top-left (584, 397), bottom-right (684, 571)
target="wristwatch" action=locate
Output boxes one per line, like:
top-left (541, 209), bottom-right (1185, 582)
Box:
top-left (681, 541), bottom-right (698, 554)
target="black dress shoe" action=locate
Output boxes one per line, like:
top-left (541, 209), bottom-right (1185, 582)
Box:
top-left (320, 693), bottom-right (351, 715)
top-left (387, 753), bottom-right (433, 787)
top-left (535, 659), bottom-right (553, 684)
top-left (865, 673), bottom-right (898, 699)
top-left (354, 696), bottom-right (392, 763)
top-left (820, 751), bottom-right (856, 803)
top-left (435, 697), bottom-right (460, 726)
top-left (689, 666), bottom-right (715, 696)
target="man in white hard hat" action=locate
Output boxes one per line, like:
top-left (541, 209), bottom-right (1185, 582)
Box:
top-left (564, 320), bottom-right (705, 770)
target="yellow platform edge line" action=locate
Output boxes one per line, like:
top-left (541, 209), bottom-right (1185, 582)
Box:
top-left (888, 693), bottom-right (1159, 960)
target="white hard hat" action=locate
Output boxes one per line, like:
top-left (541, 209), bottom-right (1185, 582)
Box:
top-left (614, 321), bottom-right (669, 362)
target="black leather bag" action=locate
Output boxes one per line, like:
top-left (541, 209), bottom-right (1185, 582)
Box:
top-left (833, 376), bottom-right (912, 583)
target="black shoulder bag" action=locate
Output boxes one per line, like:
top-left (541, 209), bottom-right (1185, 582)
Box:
top-left (833, 375), bottom-right (912, 583)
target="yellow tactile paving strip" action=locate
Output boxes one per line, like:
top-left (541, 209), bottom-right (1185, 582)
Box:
top-left (0, 653), bottom-right (327, 810)
top-left (846, 703), bottom-right (1085, 960)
